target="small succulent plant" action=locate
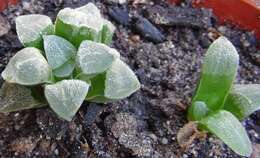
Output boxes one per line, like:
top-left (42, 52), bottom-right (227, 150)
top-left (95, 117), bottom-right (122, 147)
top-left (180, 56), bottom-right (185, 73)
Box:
top-left (187, 36), bottom-right (260, 157)
top-left (0, 3), bottom-right (140, 121)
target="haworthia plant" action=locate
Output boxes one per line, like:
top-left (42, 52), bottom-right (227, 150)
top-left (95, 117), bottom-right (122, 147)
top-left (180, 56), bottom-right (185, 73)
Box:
top-left (186, 36), bottom-right (260, 157)
top-left (55, 3), bottom-right (115, 47)
top-left (0, 3), bottom-right (140, 121)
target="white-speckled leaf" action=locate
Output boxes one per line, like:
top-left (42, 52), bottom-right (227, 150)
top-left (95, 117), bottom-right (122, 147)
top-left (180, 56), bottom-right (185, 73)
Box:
top-left (16, 14), bottom-right (53, 49)
top-left (53, 60), bottom-right (75, 78)
top-left (45, 80), bottom-right (89, 121)
top-left (105, 59), bottom-right (140, 99)
top-left (44, 35), bottom-right (76, 69)
top-left (189, 37), bottom-right (239, 121)
top-left (75, 3), bottom-right (101, 18)
top-left (224, 84), bottom-right (260, 120)
top-left (56, 8), bottom-right (103, 33)
top-left (0, 82), bottom-right (46, 113)
top-left (77, 40), bottom-right (120, 75)
top-left (1, 47), bottom-right (51, 85)
top-left (200, 110), bottom-right (252, 157)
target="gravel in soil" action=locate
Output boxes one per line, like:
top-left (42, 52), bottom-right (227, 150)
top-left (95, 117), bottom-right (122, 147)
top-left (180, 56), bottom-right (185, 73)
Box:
top-left (0, 0), bottom-right (259, 157)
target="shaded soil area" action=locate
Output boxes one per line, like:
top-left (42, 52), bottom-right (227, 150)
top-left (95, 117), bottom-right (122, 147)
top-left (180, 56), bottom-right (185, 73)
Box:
top-left (0, 0), bottom-right (260, 157)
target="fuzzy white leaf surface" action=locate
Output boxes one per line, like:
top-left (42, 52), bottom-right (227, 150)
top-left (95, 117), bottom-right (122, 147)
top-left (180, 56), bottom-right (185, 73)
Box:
top-left (45, 80), bottom-right (89, 121)
top-left (1, 47), bottom-right (51, 85)
top-left (44, 35), bottom-right (76, 69)
top-left (105, 59), bottom-right (140, 99)
top-left (77, 40), bottom-right (119, 75)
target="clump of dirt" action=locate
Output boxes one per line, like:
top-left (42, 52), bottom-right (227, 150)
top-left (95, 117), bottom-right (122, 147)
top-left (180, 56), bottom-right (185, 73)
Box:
top-left (0, 0), bottom-right (259, 157)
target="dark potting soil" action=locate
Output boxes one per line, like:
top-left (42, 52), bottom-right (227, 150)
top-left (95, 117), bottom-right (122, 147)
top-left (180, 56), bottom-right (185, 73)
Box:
top-left (0, 0), bottom-right (259, 157)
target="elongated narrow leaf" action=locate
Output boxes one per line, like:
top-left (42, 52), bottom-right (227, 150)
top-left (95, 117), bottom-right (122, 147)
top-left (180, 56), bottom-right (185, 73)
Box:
top-left (77, 41), bottom-right (119, 75)
top-left (224, 84), bottom-right (260, 120)
top-left (16, 14), bottom-right (54, 49)
top-left (101, 21), bottom-right (115, 45)
top-left (189, 37), bottom-right (239, 120)
top-left (53, 60), bottom-right (75, 78)
top-left (45, 80), bottom-right (89, 121)
top-left (0, 82), bottom-right (46, 113)
top-left (1, 47), bottom-right (51, 85)
top-left (44, 35), bottom-right (76, 69)
top-left (200, 110), bottom-right (252, 157)
top-left (105, 59), bottom-right (140, 99)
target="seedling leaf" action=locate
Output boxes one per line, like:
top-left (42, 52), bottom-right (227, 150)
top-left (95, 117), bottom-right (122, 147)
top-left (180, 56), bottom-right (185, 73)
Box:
top-left (188, 101), bottom-right (209, 121)
top-left (190, 36), bottom-right (239, 120)
top-left (16, 14), bottom-right (53, 49)
top-left (45, 80), bottom-right (89, 121)
top-left (200, 110), bottom-right (252, 157)
top-left (0, 82), bottom-right (46, 113)
top-left (44, 35), bottom-right (76, 69)
top-left (224, 84), bottom-right (260, 120)
top-left (77, 40), bottom-right (119, 75)
top-left (105, 59), bottom-right (140, 99)
top-left (1, 47), bottom-right (51, 85)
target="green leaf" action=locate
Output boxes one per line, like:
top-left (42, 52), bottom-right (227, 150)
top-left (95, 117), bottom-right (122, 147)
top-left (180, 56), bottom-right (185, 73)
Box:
top-left (55, 7), bottom-right (103, 47)
top-left (55, 3), bottom-right (115, 47)
top-left (188, 101), bottom-right (209, 121)
top-left (77, 40), bottom-right (119, 75)
top-left (200, 110), bottom-right (252, 157)
top-left (0, 82), bottom-right (46, 113)
top-left (16, 14), bottom-right (54, 49)
top-left (53, 60), bottom-right (75, 78)
top-left (189, 37), bottom-right (239, 120)
top-left (224, 84), bottom-right (260, 120)
top-left (44, 80), bottom-right (89, 121)
top-left (101, 22), bottom-right (115, 45)
top-left (43, 35), bottom-right (76, 69)
top-left (1, 47), bottom-right (51, 85)
top-left (105, 59), bottom-right (140, 99)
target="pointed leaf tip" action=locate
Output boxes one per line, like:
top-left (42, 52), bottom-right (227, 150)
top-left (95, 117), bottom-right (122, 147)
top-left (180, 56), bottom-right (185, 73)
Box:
top-left (1, 47), bottom-right (51, 85)
top-left (200, 110), bottom-right (252, 157)
top-left (105, 59), bottom-right (140, 99)
top-left (77, 40), bottom-right (119, 75)
top-left (45, 80), bottom-right (89, 121)
top-left (16, 14), bottom-right (53, 49)
top-left (190, 36), bottom-right (239, 115)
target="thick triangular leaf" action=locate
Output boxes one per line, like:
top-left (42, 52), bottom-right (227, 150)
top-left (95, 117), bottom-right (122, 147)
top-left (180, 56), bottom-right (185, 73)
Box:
top-left (189, 36), bottom-right (239, 120)
top-left (2, 47), bottom-right (51, 85)
top-left (200, 110), bottom-right (252, 157)
top-left (0, 82), bottom-right (46, 113)
top-left (44, 80), bottom-right (89, 121)
top-left (224, 84), bottom-right (260, 120)
top-left (43, 35), bottom-right (76, 69)
top-left (55, 4), bottom-right (115, 47)
top-left (16, 14), bottom-right (54, 49)
top-left (53, 60), bottom-right (75, 78)
top-left (105, 59), bottom-right (140, 99)
top-left (77, 40), bottom-right (119, 75)
top-left (55, 7), bottom-right (103, 47)
top-left (75, 3), bottom-right (102, 18)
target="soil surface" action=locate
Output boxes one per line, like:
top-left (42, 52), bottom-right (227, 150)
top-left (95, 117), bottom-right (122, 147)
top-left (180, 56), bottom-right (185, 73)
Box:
top-left (0, 0), bottom-right (260, 157)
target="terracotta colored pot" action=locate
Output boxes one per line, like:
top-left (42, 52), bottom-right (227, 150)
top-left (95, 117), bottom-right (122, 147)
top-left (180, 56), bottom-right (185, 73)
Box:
top-left (193, 0), bottom-right (260, 39)
top-left (0, 0), bottom-right (19, 12)
top-left (168, 0), bottom-right (260, 39)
